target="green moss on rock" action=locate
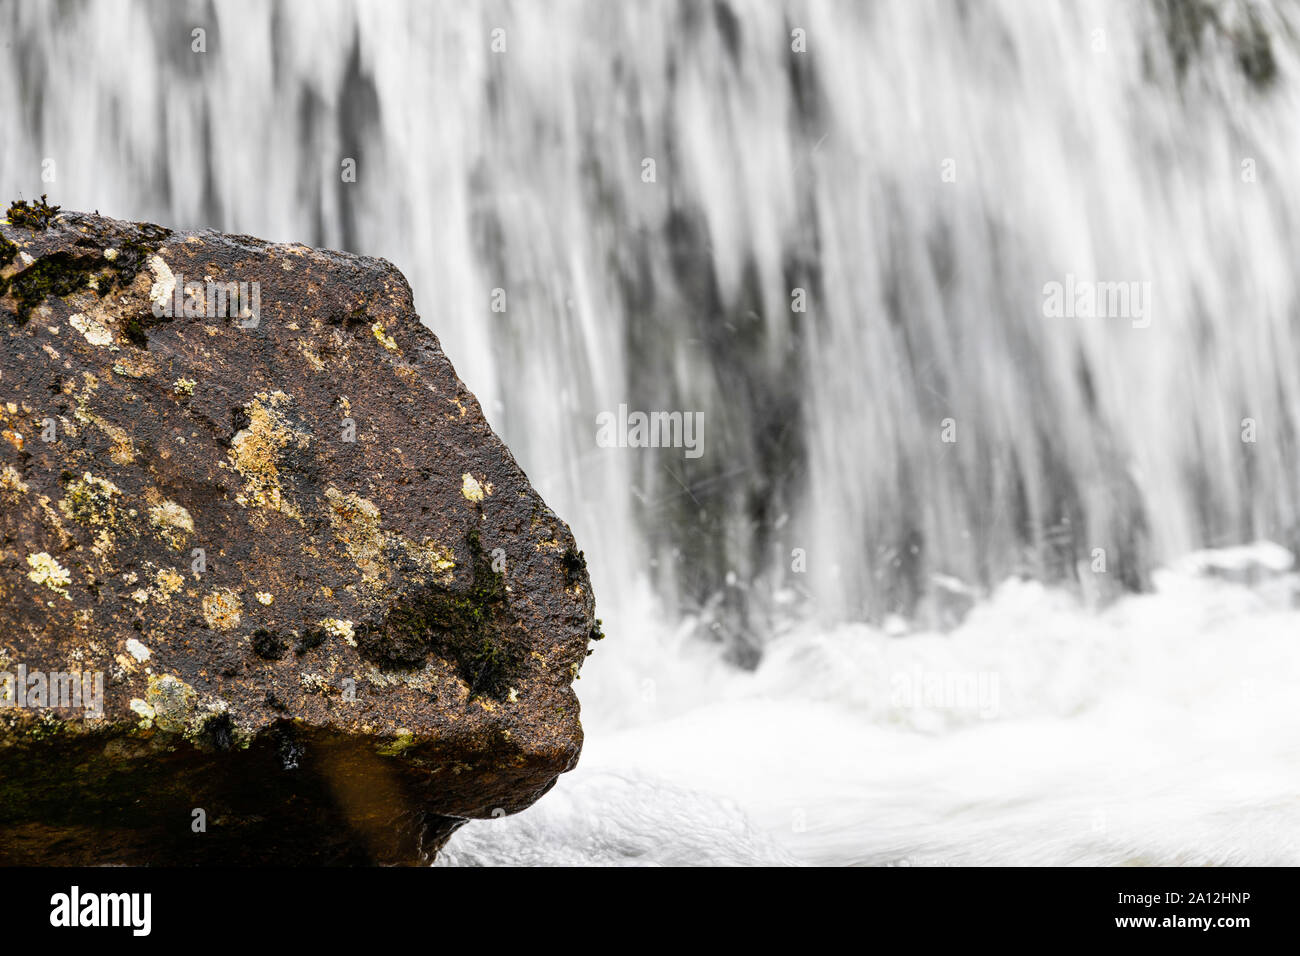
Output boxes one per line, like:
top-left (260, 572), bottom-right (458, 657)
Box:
top-left (0, 214), bottom-right (166, 327)
top-left (2, 252), bottom-right (96, 325)
top-left (355, 526), bottom-right (519, 699)
top-left (6, 194), bottom-right (61, 230)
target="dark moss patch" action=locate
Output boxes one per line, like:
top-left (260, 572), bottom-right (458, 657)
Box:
top-left (229, 404), bottom-right (252, 438)
top-left (0, 235), bottom-right (16, 268)
top-left (251, 629), bottom-right (287, 661)
top-left (589, 618), bottom-right (605, 642)
top-left (560, 546), bottom-right (587, 587)
top-left (108, 232), bottom-right (165, 287)
top-left (1, 252), bottom-right (97, 325)
top-left (120, 309), bottom-right (171, 347)
top-left (355, 526), bottom-right (518, 699)
top-left (6, 195), bottom-right (61, 230)
top-left (1, 221), bottom-right (166, 328)
top-left (195, 712), bottom-right (237, 751)
top-left (294, 629), bottom-right (325, 654)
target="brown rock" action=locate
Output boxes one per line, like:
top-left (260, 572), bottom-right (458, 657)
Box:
top-left (0, 204), bottom-right (600, 864)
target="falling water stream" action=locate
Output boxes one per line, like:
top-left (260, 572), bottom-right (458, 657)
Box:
top-left (3, 0), bottom-right (1299, 864)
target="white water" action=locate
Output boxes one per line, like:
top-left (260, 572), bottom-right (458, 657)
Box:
top-left (4, 0), bottom-right (1300, 864)
top-left (441, 552), bottom-right (1300, 866)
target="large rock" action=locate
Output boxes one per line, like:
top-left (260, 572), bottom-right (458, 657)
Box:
top-left (0, 200), bottom-right (600, 864)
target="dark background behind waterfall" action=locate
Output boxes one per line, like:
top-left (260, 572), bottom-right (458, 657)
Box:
top-left (4, 0), bottom-right (1298, 665)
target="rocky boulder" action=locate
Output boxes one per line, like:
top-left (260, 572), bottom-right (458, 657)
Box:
top-left (0, 199), bottom-right (600, 864)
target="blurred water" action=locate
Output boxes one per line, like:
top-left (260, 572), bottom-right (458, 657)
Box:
top-left (441, 556), bottom-right (1300, 865)
top-left (4, 0), bottom-right (1299, 864)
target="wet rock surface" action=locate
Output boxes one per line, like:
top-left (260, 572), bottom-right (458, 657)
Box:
top-left (0, 204), bottom-right (599, 864)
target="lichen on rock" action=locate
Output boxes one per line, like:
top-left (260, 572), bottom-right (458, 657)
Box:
top-left (0, 209), bottom-right (599, 865)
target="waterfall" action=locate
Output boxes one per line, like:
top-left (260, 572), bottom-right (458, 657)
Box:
top-left (5, 0), bottom-right (1300, 865)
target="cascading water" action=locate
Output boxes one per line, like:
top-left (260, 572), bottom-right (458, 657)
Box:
top-left (4, 0), bottom-right (1299, 865)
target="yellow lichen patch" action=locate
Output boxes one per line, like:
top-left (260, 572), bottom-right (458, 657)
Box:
top-left (319, 618), bottom-right (356, 646)
top-left (101, 423), bottom-right (135, 465)
top-left (59, 472), bottom-right (131, 532)
top-left (148, 500), bottom-right (194, 549)
top-left (112, 354), bottom-right (155, 378)
top-left (129, 697), bottom-right (156, 728)
top-left (322, 487), bottom-right (459, 594)
top-left (375, 729), bottom-right (416, 757)
top-left (130, 588), bottom-right (150, 605)
top-left (228, 391), bottom-right (310, 520)
top-left (173, 378), bottom-right (196, 397)
top-left (403, 539), bottom-right (456, 582)
top-left (73, 390), bottom-right (135, 464)
top-left (255, 591), bottom-right (274, 605)
top-left (362, 661), bottom-right (438, 692)
top-left (0, 464), bottom-right (28, 501)
top-left (2, 428), bottom-right (23, 452)
top-left (371, 322), bottom-right (399, 351)
top-left (155, 567), bottom-right (185, 601)
top-left (35, 494), bottom-right (76, 550)
top-left (324, 486), bottom-right (386, 586)
top-left (145, 674), bottom-right (197, 734)
top-left (299, 341), bottom-right (326, 370)
top-left (26, 552), bottom-right (71, 598)
top-left (91, 529), bottom-right (115, 559)
top-left (461, 473), bottom-right (492, 502)
top-left (300, 673), bottom-right (329, 694)
top-left (202, 588), bottom-right (243, 630)
top-left (68, 312), bottom-right (114, 347)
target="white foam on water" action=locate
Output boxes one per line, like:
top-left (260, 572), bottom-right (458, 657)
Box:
top-left (444, 546), bottom-right (1300, 865)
